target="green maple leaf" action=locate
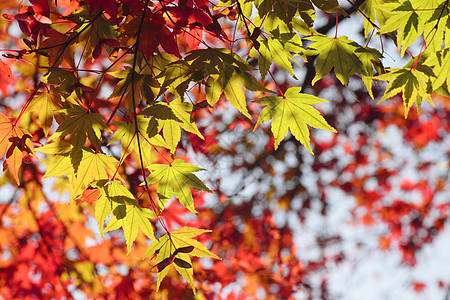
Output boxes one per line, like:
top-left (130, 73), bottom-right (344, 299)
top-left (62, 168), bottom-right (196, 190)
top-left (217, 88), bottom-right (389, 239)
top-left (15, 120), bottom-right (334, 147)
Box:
top-left (146, 159), bottom-right (212, 214)
top-left (205, 69), bottom-right (270, 117)
top-left (311, 0), bottom-right (347, 15)
top-left (267, 1), bottom-right (315, 28)
top-left (142, 102), bottom-right (181, 154)
top-left (49, 105), bottom-right (110, 153)
top-left (254, 87), bottom-right (337, 153)
top-left (158, 60), bottom-right (190, 99)
top-left (143, 227), bottom-right (220, 293)
top-left (359, 0), bottom-right (397, 38)
top-left (376, 0), bottom-right (441, 56)
top-left (96, 180), bottom-right (156, 253)
top-left (42, 153), bottom-right (73, 179)
top-left (374, 62), bottom-right (434, 118)
top-left (74, 10), bottom-right (116, 61)
top-left (306, 35), bottom-right (367, 86)
top-left (356, 47), bottom-right (384, 99)
top-left (36, 141), bottom-right (73, 180)
top-left (423, 0), bottom-right (450, 51)
top-left (94, 181), bottom-right (113, 238)
top-left (424, 46), bottom-right (450, 91)
top-left (185, 48), bottom-right (251, 76)
top-left (252, 39), bottom-right (272, 80)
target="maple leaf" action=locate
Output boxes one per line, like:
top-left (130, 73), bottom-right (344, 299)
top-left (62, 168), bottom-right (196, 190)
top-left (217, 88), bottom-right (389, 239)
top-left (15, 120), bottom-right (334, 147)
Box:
top-left (138, 15), bottom-right (180, 60)
top-left (156, 59), bottom-right (190, 99)
top-left (222, 73), bottom-right (253, 119)
top-left (76, 187), bottom-right (100, 205)
top-left (359, 0), bottom-right (396, 38)
top-left (185, 48), bottom-right (268, 118)
top-left (109, 115), bottom-right (168, 167)
top-left (36, 140), bottom-right (73, 180)
top-left (143, 227), bottom-right (220, 293)
top-left (71, 9), bottom-right (117, 60)
top-left (39, 31), bottom-right (76, 68)
top-left (252, 9), bottom-right (309, 36)
top-left (25, 86), bottom-right (63, 136)
top-left (424, 47), bottom-right (450, 91)
top-left (142, 99), bottom-right (204, 154)
top-left (356, 47), bottom-right (385, 99)
top-left (379, 3), bottom-right (421, 55)
top-left (108, 67), bottom-right (160, 111)
top-left (86, 0), bottom-right (119, 24)
top-left (206, 68), bottom-right (270, 112)
top-left (225, 70), bottom-right (273, 119)
top-left (169, 98), bottom-right (204, 139)
top-left (205, 74), bottom-right (222, 106)
top-left (95, 180), bottom-right (156, 253)
top-left (43, 68), bottom-right (79, 98)
top-left (306, 35), bottom-right (367, 86)
top-left (70, 148), bottom-right (122, 201)
top-left (35, 139), bottom-right (73, 155)
top-left (0, 113), bottom-right (36, 184)
top-left (311, 0), bottom-right (347, 15)
top-left (376, 0), bottom-right (450, 54)
top-left (38, 145), bottom-right (121, 201)
top-left (422, 0), bottom-right (450, 52)
top-left (254, 87), bottom-right (337, 153)
top-left (49, 105), bottom-right (110, 153)
top-left (249, 37), bottom-right (299, 79)
top-left (0, 58), bottom-right (15, 96)
top-left (146, 159), bottom-right (212, 214)
top-left (374, 61), bottom-right (434, 118)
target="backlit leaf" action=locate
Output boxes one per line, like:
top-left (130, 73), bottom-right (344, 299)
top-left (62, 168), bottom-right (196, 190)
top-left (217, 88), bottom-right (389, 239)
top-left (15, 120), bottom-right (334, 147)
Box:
top-left (49, 105), bottom-right (110, 153)
top-left (42, 148), bottom-right (121, 201)
top-left (254, 87), bottom-right (337, 153)
top-left (374, 61), bottom-right (434, 117)
top-left (306, 35), bottom-right (367, 86)
top-left (143, 227), bottom-right (220, 292)
top-left (98, 180), bottom-right (156, 252)
top-left (146, 159), bottom-right (212, 214)
top-left (109, 116), bottom-right (168, 166)
top-left (26, 86), bottom-right (63, 136)
top-left (424, 47), bottom-right (450, 91)
top-left (0, 113), bottom-right (36, 184)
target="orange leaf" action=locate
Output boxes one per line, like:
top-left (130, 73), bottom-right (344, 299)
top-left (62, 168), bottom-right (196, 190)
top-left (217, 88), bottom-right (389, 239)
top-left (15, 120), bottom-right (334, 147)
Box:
top-left (76, 187), bottom-right (100, 205)
top-left (0, 113), bottom-right (36, 184)
top-left (0, 59), bottom-right (15, 96)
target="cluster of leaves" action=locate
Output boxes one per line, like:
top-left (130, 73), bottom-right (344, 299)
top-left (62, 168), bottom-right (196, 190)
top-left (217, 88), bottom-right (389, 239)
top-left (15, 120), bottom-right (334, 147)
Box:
top-left (0, 0), bottom-right (449, 298)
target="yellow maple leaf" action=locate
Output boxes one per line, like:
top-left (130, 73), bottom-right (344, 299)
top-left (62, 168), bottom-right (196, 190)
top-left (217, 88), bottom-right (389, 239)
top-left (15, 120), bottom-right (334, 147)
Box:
top-left (143, 227), bottom-right (220, 293)
top-left (49, 105), bottom-right (110, 153)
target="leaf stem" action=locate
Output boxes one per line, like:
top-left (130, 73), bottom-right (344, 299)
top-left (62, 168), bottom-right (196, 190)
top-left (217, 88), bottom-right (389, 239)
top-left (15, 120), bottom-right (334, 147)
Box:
top-left (130, 0), bottom-right (171, 234)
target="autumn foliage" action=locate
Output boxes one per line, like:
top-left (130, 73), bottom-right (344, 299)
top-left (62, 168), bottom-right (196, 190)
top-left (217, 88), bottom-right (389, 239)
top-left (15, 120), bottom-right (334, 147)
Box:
top-left (0, 0), bottom-right (449, 298)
